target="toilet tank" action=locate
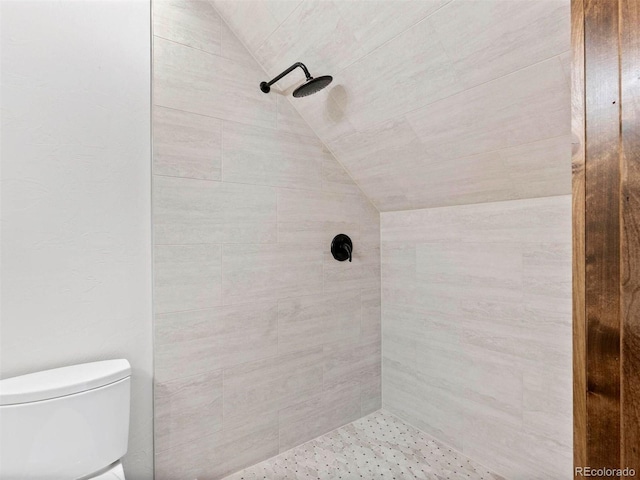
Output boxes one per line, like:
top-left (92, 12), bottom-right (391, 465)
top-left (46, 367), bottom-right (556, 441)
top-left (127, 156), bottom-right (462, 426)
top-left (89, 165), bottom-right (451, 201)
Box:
top-left (0, 359), bottom-right (131, 480)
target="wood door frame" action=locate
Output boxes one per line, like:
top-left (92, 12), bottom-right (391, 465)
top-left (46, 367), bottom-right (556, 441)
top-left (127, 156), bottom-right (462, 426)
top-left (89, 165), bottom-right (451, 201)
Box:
top-left (572, 0), bottom-right (639, 477)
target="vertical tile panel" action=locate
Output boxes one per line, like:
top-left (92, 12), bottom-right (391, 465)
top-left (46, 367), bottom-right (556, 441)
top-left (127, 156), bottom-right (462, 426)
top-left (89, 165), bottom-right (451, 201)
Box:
top-left (278, 292), bottom-right (361, 355)
top-left (153, 0), bottom-right (222, 54)
top-left (222, 121), bottom-right (325, 190)
top-left (155, 370), bottom-right (223, 453)
top-left (222, 243), bottom-right (323, 305)
top-left (153, 36), bottom-right (276, 128)
top-left (382, 196), bottom-right (571, 478)
top-left (153, 106), bottom-right (222, 180)
top-left (153, 175), bottom-right (277, 245)
top-left (154, 244), bottom-right (222, 314)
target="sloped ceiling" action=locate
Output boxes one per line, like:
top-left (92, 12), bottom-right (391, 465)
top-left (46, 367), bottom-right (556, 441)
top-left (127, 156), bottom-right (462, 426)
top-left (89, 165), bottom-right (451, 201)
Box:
top-left (213, 0), bottom-right (571, 212)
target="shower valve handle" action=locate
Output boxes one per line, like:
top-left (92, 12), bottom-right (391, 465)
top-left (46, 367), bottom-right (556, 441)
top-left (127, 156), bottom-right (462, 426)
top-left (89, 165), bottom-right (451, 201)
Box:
top-left (331, 234), bottom-right (353, 263)
top-left (344, 243), bottom-right (352, 262)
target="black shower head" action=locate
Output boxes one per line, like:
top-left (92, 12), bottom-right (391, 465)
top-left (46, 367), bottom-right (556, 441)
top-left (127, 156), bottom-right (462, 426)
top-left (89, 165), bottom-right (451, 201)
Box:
top-left (293, 75), bottom-right (333, 97)
top-left (260, 62), bottom-right (332, 98)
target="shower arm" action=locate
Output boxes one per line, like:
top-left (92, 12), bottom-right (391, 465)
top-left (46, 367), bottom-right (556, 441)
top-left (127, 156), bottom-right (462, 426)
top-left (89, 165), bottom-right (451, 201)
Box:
top-left (260, 63), bottom-right (312, 93)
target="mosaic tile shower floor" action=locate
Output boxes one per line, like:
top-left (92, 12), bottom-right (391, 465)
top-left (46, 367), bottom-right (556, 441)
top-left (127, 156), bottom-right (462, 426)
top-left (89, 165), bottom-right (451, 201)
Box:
top-left (223, 410), bottom-right (505, 480)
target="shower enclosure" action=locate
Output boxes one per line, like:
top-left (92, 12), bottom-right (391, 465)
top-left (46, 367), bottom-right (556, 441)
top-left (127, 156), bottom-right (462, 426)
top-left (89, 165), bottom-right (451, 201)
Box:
top-left (151, 1), bottom-right (572, 479)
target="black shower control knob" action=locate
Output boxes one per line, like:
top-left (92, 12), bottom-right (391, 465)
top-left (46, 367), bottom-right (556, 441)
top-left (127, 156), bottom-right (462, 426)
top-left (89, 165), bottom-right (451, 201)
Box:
top-left (331, 234), bottom-right (353, 262)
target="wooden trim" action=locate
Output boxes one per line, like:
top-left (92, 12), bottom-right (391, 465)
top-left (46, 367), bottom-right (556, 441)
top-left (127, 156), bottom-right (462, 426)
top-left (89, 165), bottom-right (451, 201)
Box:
top-left (584, 0), bottom-right (622, 473)
top-left (620, 0), bottom-right (640, 473)
top-left (571, 0), bottom-right (587, 473)
top-left (573, 0), bottom-right (640, 476)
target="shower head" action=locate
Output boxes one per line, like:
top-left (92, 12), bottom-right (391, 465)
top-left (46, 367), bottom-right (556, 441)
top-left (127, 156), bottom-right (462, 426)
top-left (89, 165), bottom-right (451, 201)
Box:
top-left (292, 75), bottom-right (333, 97)
top-left (260, 62), bottom-right (332, 98)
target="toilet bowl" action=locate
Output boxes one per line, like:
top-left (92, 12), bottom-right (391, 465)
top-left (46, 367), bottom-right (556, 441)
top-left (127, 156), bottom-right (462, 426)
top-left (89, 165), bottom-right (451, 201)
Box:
top-left (0, 359), bottom-right (131, 479)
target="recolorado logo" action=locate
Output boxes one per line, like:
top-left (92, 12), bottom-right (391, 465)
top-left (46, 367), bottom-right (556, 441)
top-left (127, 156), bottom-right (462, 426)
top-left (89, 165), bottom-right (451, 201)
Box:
top-left (575, 467), bottom-right (636, 477)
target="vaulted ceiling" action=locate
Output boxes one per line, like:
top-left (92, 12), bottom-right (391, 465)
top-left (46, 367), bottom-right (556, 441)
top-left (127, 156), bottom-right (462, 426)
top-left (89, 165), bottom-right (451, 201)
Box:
top-left (212, 0), bottom-right (571, 212)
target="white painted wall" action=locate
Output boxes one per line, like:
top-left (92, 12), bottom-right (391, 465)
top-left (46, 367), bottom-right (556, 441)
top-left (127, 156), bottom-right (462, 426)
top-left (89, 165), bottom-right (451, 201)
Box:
top-left (0, 1), bottom-right (153, 477)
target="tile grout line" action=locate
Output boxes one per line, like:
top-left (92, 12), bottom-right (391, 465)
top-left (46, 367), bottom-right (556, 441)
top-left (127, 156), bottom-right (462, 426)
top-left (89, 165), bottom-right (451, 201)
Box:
top-left (150, 1), bottom-right (157, 471)
top-left (153, 103), bottom-right (317, 139)
top-left (220, 119), bottom-right (224, 182)
top-left (153, 171), bottom-right (368, 198)
top-left (251, 0), bottom-right (305, 55)
top-left (331, 0), bottom-right (457, 80)
top-left (334, 49), bottom-right (571, 143)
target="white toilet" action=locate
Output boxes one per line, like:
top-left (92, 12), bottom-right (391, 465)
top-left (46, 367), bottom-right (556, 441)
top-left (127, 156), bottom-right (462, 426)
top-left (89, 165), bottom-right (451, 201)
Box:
top-left (0, 359), bottom-right (131, 479)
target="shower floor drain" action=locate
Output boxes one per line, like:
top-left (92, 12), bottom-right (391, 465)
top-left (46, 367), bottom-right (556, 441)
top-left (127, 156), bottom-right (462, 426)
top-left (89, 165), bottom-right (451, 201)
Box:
top-left (223, 410), bottom-right (505, 480)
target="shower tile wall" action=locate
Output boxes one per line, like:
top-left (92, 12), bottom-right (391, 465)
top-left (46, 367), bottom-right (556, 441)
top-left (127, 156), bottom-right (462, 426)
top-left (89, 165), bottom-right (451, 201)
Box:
top-left (210, 2), bottom-right (573, 479)
top-left (381, 195), bottom-right (572, 479)
top-left (215, 0), bottom-right (571, 212)
top-left (152, 1), bottom-right (380, 479)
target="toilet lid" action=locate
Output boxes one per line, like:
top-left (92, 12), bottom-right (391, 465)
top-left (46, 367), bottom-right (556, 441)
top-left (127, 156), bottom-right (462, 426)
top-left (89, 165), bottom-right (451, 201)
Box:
top-left (0, 359), bottom-right (131, 405)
